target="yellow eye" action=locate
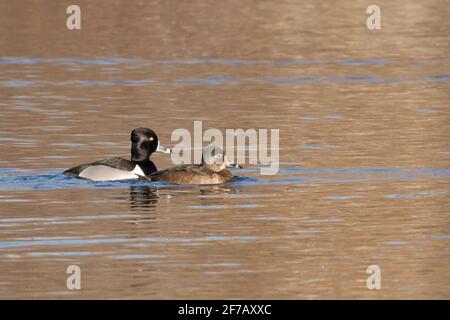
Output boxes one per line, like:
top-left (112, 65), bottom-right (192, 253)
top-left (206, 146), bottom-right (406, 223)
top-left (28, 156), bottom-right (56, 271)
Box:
top-left (149, 137), bottom-right (154, 141)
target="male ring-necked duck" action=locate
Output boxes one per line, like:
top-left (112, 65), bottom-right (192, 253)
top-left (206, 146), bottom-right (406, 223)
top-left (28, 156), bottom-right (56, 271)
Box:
top-left (147, 145), bottom-right (236, 185)
top-left (63, 127), bottom-right (171, 181)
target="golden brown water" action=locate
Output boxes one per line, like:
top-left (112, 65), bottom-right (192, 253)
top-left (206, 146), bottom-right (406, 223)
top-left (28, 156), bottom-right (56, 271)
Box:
top-left (0, 0), bottom-right (449, 299)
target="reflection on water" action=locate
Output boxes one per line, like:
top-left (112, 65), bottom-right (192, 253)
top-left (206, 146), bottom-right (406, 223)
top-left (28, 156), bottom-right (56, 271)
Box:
top-left (129, 186), bottom-right (159, 209)
top-left (0, 0), bottom-right (449, 299)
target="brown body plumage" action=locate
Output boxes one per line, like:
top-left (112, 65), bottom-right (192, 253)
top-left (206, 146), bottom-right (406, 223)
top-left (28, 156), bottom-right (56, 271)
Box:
top-left (150, 164), bottom-right (233, 185)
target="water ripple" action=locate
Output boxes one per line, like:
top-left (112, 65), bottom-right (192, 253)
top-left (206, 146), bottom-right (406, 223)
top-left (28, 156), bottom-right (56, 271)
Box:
top-left (0, 167), bottom-right (448, 191)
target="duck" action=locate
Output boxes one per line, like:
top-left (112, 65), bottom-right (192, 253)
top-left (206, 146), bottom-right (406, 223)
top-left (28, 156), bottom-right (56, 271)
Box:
top-left (63, 127), bottom-right (171, 181)
top-left (147, 145), bottom-right (236, 185)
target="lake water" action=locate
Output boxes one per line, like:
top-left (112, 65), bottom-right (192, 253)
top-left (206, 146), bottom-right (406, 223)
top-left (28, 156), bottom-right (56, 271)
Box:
top-left (0, 0), bottom-right (449, 299)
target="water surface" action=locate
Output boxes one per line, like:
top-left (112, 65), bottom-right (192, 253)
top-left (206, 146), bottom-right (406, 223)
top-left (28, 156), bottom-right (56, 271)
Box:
top-left (0, 0), bottom-right (449, 299)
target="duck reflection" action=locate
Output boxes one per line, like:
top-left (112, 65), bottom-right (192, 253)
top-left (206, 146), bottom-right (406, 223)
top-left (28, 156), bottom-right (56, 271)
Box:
top-left (128, 183), bottom-right (243, 210)
top-left (129, 186), bottom-right (159, 209)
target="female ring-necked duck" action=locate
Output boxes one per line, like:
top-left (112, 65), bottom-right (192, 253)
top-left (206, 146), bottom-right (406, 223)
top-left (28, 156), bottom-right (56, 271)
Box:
top-left (63, 128), bottom-right (171, 181)
top-left (147, 145), bottom-right (236, 185)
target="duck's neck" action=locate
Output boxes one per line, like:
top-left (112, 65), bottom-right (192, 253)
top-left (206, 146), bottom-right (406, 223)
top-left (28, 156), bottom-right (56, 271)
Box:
top-left (134, 160), bottom-right (157, 176)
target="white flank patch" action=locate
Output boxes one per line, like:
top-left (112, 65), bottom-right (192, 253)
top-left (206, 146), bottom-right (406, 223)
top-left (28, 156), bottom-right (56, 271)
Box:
top-left (79, 164), bottom-right (144, 181)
